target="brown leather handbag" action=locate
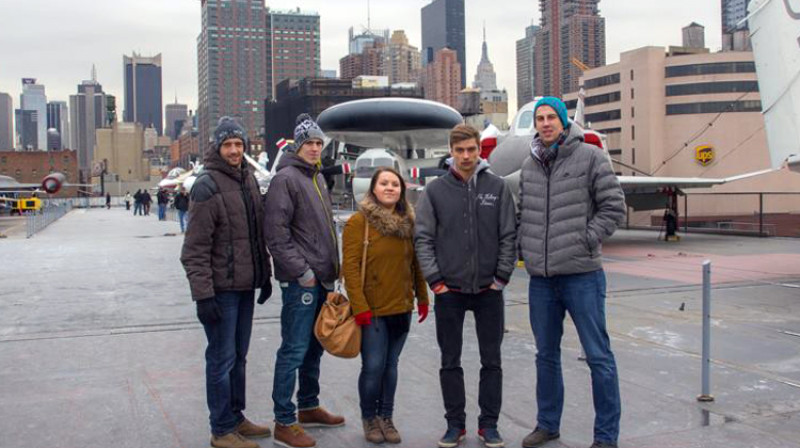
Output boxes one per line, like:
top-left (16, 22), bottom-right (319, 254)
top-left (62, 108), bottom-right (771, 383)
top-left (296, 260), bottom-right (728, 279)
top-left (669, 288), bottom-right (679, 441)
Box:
top-left (313, 219), bottom-right (369, 358)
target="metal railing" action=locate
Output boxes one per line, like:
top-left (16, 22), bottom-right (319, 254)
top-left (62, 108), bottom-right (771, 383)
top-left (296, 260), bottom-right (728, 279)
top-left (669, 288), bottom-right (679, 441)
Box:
top-left (26, 201), bottom-right (73, 238)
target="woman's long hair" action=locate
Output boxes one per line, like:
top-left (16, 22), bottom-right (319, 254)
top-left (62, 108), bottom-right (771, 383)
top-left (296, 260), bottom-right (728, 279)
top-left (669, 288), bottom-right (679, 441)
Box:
top-left (366, 166), bottom-right (408, 216)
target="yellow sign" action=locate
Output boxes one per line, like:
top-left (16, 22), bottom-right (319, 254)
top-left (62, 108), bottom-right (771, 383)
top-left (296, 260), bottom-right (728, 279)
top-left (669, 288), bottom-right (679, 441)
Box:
top-left (695, 145), bottom-right (714, 166)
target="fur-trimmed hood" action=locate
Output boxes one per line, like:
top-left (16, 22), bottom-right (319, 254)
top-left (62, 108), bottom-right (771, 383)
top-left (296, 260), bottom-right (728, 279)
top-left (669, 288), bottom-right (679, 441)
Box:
top-left (359, 196), bottom-right (415, 239)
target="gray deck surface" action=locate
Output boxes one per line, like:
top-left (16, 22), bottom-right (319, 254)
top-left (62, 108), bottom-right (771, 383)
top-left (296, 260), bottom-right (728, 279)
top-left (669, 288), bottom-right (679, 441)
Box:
top-left (1, 207), bottom-right (799, 448)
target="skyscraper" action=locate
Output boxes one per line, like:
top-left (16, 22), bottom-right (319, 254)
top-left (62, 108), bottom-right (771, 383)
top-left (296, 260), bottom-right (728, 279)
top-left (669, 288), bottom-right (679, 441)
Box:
top-left (348, 27), bottom-right (390, 55)
top-left (423, 48), bottom-right (461, 108)
top-left (473, 26), bottom-right (497, 91)
top-left (15, 110), bottom-right (38, 151)
top-left (20, 78), bottom-right (47, 150)
top-left (165, 100), bottom-right (189, 140)
top-left (70, 77), bottom-right (108, 180)
top-left (47, 101), bottom-right (70, 149)
top-left (722, 0), bottom-right (751, 51)
top-left (516, 25), bottom-right (539, 107)
top-left (534, 0), bottom-right (606, 97)
top-left (198, 0), bottom-right (269, 152)
top-left (421, 0), bottom-right (466, 88)
top-left (266, 8), bottom-right (321, 99)
top-left (385, 30), bottom-right (422, 84)
top-left (124, 53), bottom-right (163, 135)
top-left (0, 93), bottom-right (13, 151)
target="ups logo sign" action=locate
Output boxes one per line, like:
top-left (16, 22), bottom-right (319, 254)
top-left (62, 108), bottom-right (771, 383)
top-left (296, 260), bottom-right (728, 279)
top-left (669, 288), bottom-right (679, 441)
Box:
top-left (695, 145), bottom-right (714, 166)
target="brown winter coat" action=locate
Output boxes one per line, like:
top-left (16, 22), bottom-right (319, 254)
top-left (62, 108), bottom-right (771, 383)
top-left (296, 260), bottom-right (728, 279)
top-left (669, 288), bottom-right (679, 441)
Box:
top-left (180, 147), bottom-right (271, 301)
top-left (342, 197), bottom-right (429, 317)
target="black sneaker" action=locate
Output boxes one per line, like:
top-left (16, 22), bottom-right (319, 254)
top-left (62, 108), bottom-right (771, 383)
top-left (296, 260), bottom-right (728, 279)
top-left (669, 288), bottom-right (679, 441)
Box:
top-left (590, 442), bottom-right (618, 448)
top-left (438, 428), bottom-right (466, 448)
top-left (521, 427), bottom-right (560, 447)
top-left (477, 428), bottom-right (505, 448)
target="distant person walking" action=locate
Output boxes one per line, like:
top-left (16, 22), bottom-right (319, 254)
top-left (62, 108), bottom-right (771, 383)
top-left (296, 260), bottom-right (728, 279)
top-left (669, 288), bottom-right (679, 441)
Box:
top-left (157, 188), bottom-right (169, 221)
top-left (180, 117), bottom-right (273, 448)
top-left (517, 97), bottom-right (626, 448)
top-left (105, 193), bottom-right (111, 210)
top-left (174, 187), bottom-right (190, 233)
top-left (342, 167), bottom-right (429, 445)
top-left (124, 191), bottom-right (132, 211)
top-left (141, 190), bottom-right (152, 216)
top-left (133, 190), bottom-right (143, 216)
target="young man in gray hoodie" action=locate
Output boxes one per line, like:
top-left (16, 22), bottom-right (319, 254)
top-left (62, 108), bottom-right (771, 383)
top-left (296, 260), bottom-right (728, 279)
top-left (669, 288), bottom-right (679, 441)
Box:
top-left (263, 114), bottom-right (344, 448)
top-left (415, 124), bottom-right (517, 448)
top-left (517, 97), bottom-right (626, 448)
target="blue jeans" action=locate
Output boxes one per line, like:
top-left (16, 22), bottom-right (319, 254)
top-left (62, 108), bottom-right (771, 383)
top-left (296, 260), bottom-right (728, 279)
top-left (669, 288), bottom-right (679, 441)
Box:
top-left (133, 202), bottom-right (142, 215)
top-left (359, 314), bottom-right (411, 419)
top-left (178, 210), bottom-right (188, 232)
top-left (272, 282), bottom-right (327, 425)
top-left (201, 290), bottom-right (255, 436)
top-left (528, 270), bottom-right (620, 444)
top-left (158, 204), bottom-right (167, 220)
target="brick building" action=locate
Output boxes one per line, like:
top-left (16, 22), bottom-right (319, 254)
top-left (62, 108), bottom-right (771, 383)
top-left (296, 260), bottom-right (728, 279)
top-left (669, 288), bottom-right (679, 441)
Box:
top-left (423, 48), bottom-right (462, 109)
top-left (0, 150), bottom-right (79, 197)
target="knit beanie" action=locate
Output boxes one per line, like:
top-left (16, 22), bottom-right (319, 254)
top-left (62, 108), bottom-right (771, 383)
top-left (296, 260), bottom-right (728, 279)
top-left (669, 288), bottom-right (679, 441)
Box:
top-left (534, 97), bottom-right (570, 129)
top-left (293, 113), bottom-right (325, 150)
top-left (214, 116), bottom-right (248, 152)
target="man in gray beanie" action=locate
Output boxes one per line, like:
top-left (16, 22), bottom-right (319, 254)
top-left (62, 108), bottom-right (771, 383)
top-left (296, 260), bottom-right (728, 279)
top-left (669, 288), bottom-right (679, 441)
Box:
top-left (264, 113), bottom-right (344, 448)
top-left (181, 117), bottom-right (273, 448)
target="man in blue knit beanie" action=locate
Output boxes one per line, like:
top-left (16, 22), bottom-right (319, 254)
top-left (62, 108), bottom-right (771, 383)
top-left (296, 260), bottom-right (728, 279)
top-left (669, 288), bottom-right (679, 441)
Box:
top-left (518, 95), bottom-right (627, 448)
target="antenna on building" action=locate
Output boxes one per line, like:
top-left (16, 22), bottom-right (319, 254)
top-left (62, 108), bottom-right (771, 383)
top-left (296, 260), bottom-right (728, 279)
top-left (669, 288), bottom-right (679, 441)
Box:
top-left (91, 64), bottom-right (97, 83)
top-left (483, 21), bottom-right (486, 43)
top-left (367, 0), bottom-right (371, 32)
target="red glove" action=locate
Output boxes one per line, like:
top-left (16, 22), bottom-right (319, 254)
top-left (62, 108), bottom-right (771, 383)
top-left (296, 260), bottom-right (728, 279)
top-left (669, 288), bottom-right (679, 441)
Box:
top-left (417, 304), bottom-right (429, 323)
top-left (355, 310), bottom-right (373, 326)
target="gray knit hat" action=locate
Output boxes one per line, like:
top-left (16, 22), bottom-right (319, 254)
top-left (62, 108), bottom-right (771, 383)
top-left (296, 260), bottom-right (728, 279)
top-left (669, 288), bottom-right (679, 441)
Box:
top-left (214, 116), bottom-right (248, 152)
top-left (293, 113), bottom-right (325, 150)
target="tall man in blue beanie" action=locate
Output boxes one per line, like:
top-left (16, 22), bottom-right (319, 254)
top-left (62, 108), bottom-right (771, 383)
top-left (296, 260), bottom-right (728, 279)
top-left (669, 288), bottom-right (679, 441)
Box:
top-left (517, 97), bottom-right (626, 448)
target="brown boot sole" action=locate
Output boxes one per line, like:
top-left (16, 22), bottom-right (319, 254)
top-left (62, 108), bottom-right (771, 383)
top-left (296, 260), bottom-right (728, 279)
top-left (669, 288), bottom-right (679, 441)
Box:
top-left (298, 421), bottom-right (345, 428)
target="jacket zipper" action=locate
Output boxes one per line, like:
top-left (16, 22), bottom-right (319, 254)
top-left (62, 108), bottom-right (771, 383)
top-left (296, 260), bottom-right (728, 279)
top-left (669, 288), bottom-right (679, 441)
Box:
top-left (469, 176), bottom-right (479, 292)
top-left (241, 175), bottom-right (261, 289)
top-left (312, 168), bottom-right (339, 277)
top-left (544, 165), bottom-right (551, 277)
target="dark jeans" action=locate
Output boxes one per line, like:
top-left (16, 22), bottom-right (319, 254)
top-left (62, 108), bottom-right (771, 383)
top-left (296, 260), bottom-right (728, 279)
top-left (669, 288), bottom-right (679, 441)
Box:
top-left (272, 282), bottom-right (327, 425)
top-left (434, 289), bottom-right (504, 430)
top-left (359, 313), bottom-right (411, 419)
top-left (133, 202), bottom-right (142, 215)
top-left (201, 290), bottom-right (255, 436)
top-left (528, 270), bottom-right (621, 444)
top-left (158, 203), bottom-right (167, 220)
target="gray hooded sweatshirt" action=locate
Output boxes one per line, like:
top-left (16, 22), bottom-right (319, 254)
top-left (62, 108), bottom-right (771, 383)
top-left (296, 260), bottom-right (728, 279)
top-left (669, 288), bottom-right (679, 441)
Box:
top-left (414, 159), bottom-right (517, 294)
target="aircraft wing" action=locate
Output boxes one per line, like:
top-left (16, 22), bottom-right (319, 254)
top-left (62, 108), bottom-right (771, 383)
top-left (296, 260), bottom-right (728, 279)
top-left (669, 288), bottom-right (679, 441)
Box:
top-left (749, 0), bottom-right (800, 172)
top-left (618, 168), bottom-right (775, 192)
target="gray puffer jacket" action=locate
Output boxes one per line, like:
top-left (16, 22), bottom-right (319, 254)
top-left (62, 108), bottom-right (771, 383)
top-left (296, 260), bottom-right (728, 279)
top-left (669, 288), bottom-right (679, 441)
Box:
top-left (263, 152), bottom-right (339, 284)
top-left (518, 123), bottom-right (626, 277)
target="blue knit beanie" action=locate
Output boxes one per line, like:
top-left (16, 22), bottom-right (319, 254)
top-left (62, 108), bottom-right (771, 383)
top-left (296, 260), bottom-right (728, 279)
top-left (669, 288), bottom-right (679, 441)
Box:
top-left (534, 97), bottom-right (570, 129)
top-left (214, 116), bottom-right (248, 152)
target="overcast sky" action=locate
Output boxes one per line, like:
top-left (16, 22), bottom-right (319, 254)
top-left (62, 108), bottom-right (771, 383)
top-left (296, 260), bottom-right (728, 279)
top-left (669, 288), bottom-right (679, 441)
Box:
top-left (0, 0), bottom-right (721, 117)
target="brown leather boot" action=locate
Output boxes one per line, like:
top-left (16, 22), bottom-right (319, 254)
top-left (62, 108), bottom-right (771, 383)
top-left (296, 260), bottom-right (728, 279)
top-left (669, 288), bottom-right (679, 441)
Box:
top-left (362, 417), bottom-right (385, 444)
top-left (378, 417), bottom-right (401, 444)
top-left (273, 423), bottom-right (316, 448)
top-left (210, 432), bottom-right (260, 448)
top-left (236, 418), bottom-right (271, 438)
top-left (298, 407), bottom-right (345, 427)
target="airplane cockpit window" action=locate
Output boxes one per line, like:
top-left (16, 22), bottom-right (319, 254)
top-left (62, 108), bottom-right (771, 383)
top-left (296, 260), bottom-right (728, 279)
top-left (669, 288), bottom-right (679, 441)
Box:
top-left (355, 156), bottom-right (395, 178)
top-left (517, 110), bottom-right (533, 130)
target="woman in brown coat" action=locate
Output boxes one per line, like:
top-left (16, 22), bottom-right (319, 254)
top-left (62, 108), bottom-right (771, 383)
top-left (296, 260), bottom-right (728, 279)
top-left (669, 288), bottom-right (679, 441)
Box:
top-left (342, 167), bottom-right (430, 445)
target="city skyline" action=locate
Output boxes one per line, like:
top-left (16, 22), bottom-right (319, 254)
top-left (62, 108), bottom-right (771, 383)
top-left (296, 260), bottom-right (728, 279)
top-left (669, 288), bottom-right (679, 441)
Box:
top-left (0, 0), bottom-right (722, 122)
